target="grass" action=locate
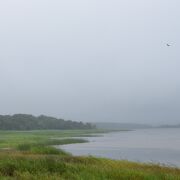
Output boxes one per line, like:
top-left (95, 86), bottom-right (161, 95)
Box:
top-left (0, 129), bottom-right (179, 179)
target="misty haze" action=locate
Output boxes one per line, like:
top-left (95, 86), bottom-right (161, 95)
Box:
top-left (1, 0), bottom-right (180, 124)
top-left (0, 0), bottom-right (180, 179)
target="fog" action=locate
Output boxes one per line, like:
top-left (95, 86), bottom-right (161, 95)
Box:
top-left (0, 0), bottom-right (180, 124)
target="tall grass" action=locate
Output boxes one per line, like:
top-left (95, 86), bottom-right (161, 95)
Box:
top-left (0, 130), bottom-right (180, 179)
top-left (0, 155), bottom-right (180, 179)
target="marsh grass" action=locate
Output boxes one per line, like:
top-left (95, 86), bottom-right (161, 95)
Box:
top-left (0, 130), bottom-right (180, 179)
top-left (0, 155), bottom-right (180, 179)
top-left (16, 138), bottom-right (87, 156)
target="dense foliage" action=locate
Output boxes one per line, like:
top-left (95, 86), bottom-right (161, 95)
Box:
top-left (0, 114), bottom-right (95, 130)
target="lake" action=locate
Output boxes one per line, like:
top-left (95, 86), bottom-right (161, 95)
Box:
top-left (59, 128), bottom-right (180, 167)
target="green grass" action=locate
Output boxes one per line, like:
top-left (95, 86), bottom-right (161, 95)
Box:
top-left (0, 130), bottom-right (180, 179)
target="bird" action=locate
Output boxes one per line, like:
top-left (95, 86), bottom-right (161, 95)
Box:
top-left (166, 43), bottom-right (171, 47)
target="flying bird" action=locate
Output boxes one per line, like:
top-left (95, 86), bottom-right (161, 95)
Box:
top-left (166, 43), bottom-right (171, 47)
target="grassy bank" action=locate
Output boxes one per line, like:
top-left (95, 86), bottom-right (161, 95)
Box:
top-left (0, 130), bottom-right (180, 179)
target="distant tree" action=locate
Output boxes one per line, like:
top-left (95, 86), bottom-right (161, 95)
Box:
top-left (0, 114), bottom-right (96, 130)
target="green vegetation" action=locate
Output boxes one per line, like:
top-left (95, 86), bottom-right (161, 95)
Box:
top-left (0, 130), bottom-right (180, 179)
top-left (0, 114), bottom-right (95, 130)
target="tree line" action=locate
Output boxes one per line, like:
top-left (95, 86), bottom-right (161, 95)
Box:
top-left (0, 114), bottom-right (96, 130)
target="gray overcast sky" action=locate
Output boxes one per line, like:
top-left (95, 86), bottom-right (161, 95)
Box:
top-left (0, 0), bottom-right (180, 124)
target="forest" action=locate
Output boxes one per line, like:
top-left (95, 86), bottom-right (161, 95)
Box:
top-left (0, 114), bottom-right (95, 130)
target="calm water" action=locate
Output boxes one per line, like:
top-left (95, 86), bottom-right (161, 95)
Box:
top-left (59, 128), bottom-right (180, 167)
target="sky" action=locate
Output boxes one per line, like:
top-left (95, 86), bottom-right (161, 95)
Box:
top-left (0, 0), bottom-right (180, 124)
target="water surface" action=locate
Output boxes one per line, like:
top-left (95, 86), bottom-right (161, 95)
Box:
top-left (59, 128), bottom-right (180, 166)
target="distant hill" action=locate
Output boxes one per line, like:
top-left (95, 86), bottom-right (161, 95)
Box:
top-left (157, 124), bottom-right (180, 128)
top-left (95, 122), bottom-right (153, 130)
top-left (0, 114), bottom-right (95, 130)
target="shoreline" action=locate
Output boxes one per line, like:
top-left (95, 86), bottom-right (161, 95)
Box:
top-left (0, 129), bottom-right (180, 179)
top-left (58, 129), bottom-right (180, 168)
